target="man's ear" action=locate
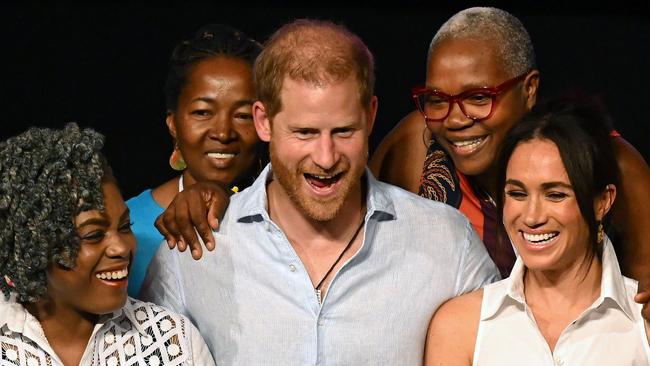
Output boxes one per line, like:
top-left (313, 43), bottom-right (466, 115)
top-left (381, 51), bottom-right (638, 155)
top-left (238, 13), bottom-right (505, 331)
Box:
top-left (523, 69), bottom-right (540, 110)
top-left (595, 184), bottom-right (617, 221)
top-left (366, 96), bottom-right (378, 134)
top-left (166, 110), bottom-right (177, 139)
top-left (253, 101), bottom-right (272, 142)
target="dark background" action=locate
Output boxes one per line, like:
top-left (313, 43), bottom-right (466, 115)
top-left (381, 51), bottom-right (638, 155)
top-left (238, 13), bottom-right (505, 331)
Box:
top-left (4, 2), bottom-right (649, 199)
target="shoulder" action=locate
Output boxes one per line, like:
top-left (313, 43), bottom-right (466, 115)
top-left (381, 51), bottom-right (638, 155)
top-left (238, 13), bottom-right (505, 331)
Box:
top-left (126, 188), bottom-right (154, 207)
top-left (425, 290), bottom-right (483, 365)
top-left (121, 297), bottom-right (193, 339)
top-left (380, 180), bottom-right (468, 224)
top-left (612, 136), bottom-right (650, 179)
top-left (95, 298), bottom-right (200, 363)
top-left (369, 111), bottom-right (429, 193)
top-left (126, 189), bottom-right (164, 220)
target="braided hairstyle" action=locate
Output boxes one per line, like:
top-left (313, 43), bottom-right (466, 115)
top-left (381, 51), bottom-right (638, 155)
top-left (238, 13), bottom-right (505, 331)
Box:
top-left (0, 123), bottom-right (107, 302)
top-left (164, 24), bottom-right (263, 112)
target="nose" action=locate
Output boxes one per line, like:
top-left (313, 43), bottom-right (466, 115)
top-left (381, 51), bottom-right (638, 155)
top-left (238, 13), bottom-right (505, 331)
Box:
top-left (444, 101), bottom-right (475, 130)
top-left (311, 134), bottom-right (338, 170)
top-left (522, 196), bottom-right (547, 227)
top-left (211, 113), bottom-right (236, 143)
top-left (105, 233), bottom-right (134, 259)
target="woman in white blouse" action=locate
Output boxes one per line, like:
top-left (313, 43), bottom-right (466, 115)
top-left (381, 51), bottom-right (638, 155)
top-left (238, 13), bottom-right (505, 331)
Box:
top-left (425, 96), bottom-right (650, 365)
top-left (0, 124), bottom-right (215, 365)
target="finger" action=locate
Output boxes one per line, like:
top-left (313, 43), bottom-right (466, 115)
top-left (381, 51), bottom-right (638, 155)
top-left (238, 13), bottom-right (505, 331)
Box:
top-left (159, 208), bottom-right (182, 249)
top-left (191, 246), bottom-right (203, 260)
top-left (642, 302), bottom-right (650, 322)
top-left (207, 203), bottom-right (220, 231)
top-left (635, 290), bottom-right (650, 303)
top-left (190, 198), bottom-right (214, 252)
top-left (635, 279), bottom-right (650, 303)
top-left (176, 194), bottom-right (202, 254)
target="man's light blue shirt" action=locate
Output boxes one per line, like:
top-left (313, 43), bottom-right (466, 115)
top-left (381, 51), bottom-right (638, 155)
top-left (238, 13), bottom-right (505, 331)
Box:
top-left (141, 165), bottom-right (499, 365)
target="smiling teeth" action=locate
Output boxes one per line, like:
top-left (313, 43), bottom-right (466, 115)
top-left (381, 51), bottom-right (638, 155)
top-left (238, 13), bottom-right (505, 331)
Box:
top-left (207, 153), bottom-right (235, 159)
top-left (452, 138), bottom-right (483, 148)
top-left (523, 232), bottom-right (558, 243)
top-left (312, 174), bottom-right (334, 179)
top-left (96, 269), bottom-right (128, 280)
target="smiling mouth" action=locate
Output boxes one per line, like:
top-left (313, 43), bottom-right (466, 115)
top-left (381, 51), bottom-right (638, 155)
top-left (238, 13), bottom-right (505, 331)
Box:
top-left (304, 172), bottom-right (344, 190)
top-left (95, 269), bottom-right (128, 281)
top-left (448, 137), bottom-right (487, 154)
top-left (522, 231), bottom-right (559, 245)
top-left (207, 152), bottom-right (236, 159)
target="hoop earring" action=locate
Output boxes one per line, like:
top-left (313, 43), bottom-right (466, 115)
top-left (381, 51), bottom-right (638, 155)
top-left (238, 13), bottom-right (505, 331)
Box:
top-left (422, 125), bottom-right (432, 149)
top-left (169, 140), bottom-right (186, 171)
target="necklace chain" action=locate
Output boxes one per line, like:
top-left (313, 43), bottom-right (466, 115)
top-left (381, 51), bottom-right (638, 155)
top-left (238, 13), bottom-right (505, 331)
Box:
top-left (314, 218), bottom-right (365, 304)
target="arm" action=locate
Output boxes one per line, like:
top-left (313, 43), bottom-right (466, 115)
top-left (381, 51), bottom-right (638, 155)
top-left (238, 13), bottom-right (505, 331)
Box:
top-left (156, 181), bottom-right (230, 259)
top-left (456, 219), bottom-right (501, 294)
top-left (369, 111), bottom-right (429, 193)
top-left (424, 290), bottom-right (482, 366)
top-left (611, 137), bottom-right (650, 280)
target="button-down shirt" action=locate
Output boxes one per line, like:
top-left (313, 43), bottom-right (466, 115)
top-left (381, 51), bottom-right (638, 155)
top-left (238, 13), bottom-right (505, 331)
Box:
top-left (0, 296), bottom-right (215, 365)
top-left (141, 165), bottom-right (500, 365)
top-left (474, 237), bottom-right (650, 365)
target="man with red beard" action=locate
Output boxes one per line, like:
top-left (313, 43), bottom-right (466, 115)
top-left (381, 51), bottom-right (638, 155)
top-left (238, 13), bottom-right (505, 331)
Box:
top-left (141, 19), bottom-right (499, 364)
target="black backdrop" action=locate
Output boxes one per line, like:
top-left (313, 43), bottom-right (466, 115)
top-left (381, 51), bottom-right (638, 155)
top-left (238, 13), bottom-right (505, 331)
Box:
top-left (4, 3), bottom-right (649, 199)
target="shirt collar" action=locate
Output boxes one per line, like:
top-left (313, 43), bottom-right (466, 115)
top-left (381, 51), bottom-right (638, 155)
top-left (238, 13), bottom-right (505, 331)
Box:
top-left (482, 235), bottom-right (635, 321)
top-left (0, 295), bottom-right (149, 338)
top-left (235, 163), bottom-right (396, 224)
top-left (0, 293), bottom-right (27, 334)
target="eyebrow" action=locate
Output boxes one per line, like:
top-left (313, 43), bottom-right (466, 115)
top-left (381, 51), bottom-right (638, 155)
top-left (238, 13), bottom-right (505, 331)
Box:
top-left (505, 179), bottom-right (572, 190)
top-left (190, 97), bottom-right (256, 106)
top-left (427, 81), bottom-right (491, 93)
top-left (77, 207), bottom-right (131, 228)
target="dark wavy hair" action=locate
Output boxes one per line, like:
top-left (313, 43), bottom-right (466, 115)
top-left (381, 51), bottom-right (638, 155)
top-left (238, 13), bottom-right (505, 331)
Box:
top-left (164, 23), bottom-right (263, 111)
top-left (0, 123), bottom-right (109, 302)
top-left (496, 95), bottom-right (620, 258)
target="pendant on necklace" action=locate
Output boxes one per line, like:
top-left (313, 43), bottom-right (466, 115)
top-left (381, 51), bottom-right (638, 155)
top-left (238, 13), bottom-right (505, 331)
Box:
top-left (315, 288), bottom-right (322, 304)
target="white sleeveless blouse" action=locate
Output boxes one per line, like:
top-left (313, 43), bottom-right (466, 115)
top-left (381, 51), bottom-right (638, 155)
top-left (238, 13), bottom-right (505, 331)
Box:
top-left (473, 238), bottom-right (650, 365)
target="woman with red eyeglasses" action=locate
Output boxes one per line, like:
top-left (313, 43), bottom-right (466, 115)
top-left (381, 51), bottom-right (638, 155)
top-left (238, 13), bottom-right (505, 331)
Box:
top-left (369, 7), bottom-right (650, 284)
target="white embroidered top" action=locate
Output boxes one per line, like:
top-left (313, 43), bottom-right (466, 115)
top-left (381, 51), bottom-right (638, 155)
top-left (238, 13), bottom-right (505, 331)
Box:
top-left (0, 296), bottom-right (215, 366)
top-left (473, 237), bottom-right (650, 365)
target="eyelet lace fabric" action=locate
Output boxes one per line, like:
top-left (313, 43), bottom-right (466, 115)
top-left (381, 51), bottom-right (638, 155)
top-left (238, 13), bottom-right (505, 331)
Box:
top-left (1, 298), bottom-right (195, 365)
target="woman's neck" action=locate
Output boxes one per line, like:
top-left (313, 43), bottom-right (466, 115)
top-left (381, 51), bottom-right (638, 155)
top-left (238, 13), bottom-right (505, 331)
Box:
top-left (523, 253), bottom-right (602, 351)
top-left (24, 300), bottom-right (98, 365)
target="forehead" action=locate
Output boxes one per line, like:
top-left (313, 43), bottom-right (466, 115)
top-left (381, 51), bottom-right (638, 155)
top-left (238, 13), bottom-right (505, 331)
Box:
top-left (184, 56), bottom-right (253, 89)
top-left (507, 139), bottom-right (569, 182)
top-left (74, 182), bottom-right (125, 224)
top-left (426, 37), bottom-right (509, 91)
top-left (275, 77), bottom-right (365, 127)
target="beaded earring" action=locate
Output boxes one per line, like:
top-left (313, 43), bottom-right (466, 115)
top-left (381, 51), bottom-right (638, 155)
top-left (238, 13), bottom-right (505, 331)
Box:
top-left (169, 141), bottom-right (186, 171)
top-left (597, 222), bottom-right (604, 243)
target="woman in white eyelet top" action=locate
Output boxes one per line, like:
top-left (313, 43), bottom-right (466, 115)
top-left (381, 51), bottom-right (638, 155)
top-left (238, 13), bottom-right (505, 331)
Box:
top-left (0, 124), bottom-right (215, 365)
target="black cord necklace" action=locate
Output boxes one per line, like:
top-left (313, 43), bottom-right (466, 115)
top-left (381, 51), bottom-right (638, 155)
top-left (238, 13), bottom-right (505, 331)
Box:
top-left (314, 218), bottom-right (365, 304)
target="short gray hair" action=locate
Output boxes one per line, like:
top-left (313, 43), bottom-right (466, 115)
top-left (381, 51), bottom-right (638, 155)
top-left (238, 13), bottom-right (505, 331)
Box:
top-left (429, 7), bottom-right (536, 77)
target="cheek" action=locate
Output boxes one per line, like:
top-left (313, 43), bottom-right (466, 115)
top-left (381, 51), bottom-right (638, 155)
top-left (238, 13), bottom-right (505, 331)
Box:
top-left (426, 121), bottom-right (444, 137)
top-left (236, 124), bottom-right (260, 152)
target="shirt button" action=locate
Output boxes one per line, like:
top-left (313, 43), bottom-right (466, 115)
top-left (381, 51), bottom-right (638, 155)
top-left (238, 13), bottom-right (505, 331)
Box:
top-left (289, 264), bottom-right (296, 272)
top-left (555, 358), bottom-right (564, 366)
top-left (318, 317), bottom-right (324, 326)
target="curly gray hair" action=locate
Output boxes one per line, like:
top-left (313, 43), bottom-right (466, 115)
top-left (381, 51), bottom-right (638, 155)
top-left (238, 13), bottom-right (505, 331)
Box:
top-left (429, 7), bottom-right (536, 77)
top-left (0, 123), bottom-right (108, 302)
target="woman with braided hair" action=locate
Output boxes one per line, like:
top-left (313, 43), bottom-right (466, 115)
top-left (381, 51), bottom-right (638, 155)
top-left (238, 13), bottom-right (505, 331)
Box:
top-left (126, 24), bottom-right (268, 296)
top-left (0, 123), bottom-right (215, 365)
